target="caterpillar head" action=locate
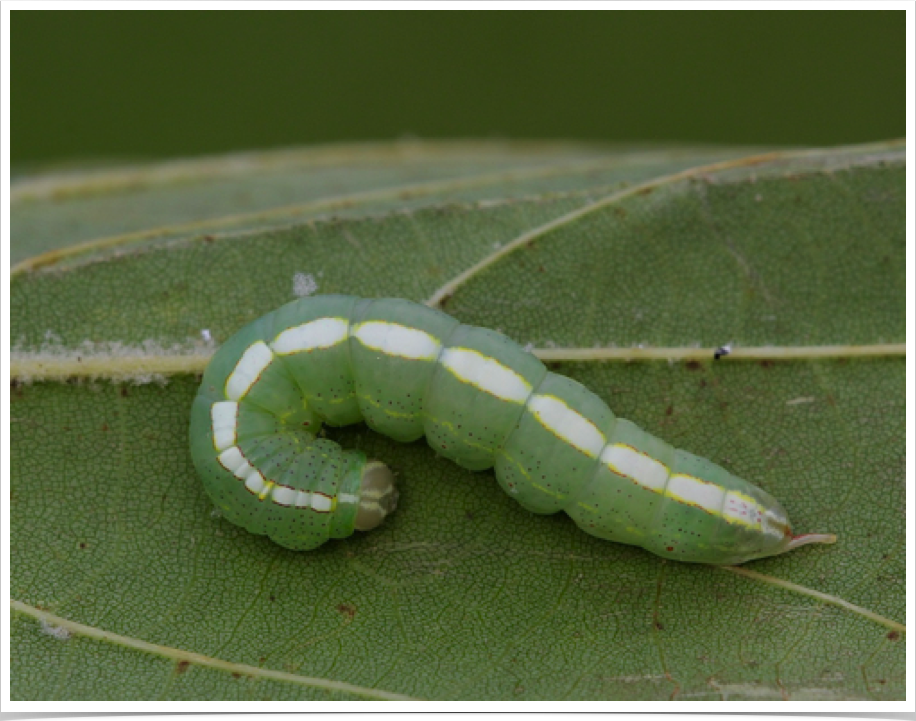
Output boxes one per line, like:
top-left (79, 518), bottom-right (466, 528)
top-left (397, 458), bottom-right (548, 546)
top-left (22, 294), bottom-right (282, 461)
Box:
top-left (354, 461), bottom-right (399, 531)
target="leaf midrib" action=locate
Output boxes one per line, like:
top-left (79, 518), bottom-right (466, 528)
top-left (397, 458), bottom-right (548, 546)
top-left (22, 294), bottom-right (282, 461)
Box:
top-left (10, 599), bottom-right (420, 701)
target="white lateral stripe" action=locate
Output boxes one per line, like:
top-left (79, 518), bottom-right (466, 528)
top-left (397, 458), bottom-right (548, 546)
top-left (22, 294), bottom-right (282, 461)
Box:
top-left (213, 461), bottom-right (339, 511)
top-left (666, 474), bottom-right (725, 514)
top-left (211, 401), bottom-right (239, 451)
top-left (271, 317), bottom-right (349, 355)
top-left (601, 443), bottom-right (669, 491)
top-left (339, 493), bottom-right (359, 505)
top-left (217, 446), bottom-right (254, 480)
top-left (225, 341), bottom-right (273, 400)
top-left (440, 347), bottom-right (531, 403)
top-left (244, 470), bottom-right (268, 495)
top-left (527, 394), bottom-right (605, 457)
top-left (271, 485), bottom-right (298, 507)
top-left (353, 321), bottom-right (441, 360)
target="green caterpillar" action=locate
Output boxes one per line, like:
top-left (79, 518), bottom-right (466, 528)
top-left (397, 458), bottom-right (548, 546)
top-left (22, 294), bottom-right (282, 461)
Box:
top-left (189, 295), bottom-right (835, 565)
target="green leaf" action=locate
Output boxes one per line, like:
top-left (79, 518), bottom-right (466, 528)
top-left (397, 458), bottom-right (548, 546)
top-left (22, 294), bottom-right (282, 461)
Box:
top-left (10, 140), bottom-right (905, 701)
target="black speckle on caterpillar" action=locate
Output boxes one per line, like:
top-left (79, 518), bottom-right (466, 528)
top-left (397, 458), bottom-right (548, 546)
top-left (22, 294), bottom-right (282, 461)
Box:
top-left (189, 295), bottom-right (836, 564)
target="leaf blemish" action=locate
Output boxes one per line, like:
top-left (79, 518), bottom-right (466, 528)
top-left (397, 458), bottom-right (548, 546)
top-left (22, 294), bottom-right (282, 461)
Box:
top-left (39, 619), bottom-right (71, 641)
top-left (337, 603), bottom-right (356, 619)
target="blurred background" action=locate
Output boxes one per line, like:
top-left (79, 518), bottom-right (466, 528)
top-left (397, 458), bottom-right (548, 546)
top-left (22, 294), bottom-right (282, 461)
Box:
top-left (13, 10), bottom-right (904, 165)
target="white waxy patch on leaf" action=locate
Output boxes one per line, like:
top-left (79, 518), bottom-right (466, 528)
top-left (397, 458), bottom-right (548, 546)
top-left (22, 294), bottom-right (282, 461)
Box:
top-left (39, 620), bottom-right (72, 641)
top-left (292, 272), bottom-right (318, 297)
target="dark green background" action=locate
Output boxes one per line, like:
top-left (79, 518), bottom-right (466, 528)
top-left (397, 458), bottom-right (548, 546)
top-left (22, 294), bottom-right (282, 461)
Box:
top-left (14, 11), bottom-right (903, 164)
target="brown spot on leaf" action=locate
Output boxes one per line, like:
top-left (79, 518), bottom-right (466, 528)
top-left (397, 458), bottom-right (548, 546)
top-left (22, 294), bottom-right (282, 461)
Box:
top-left (176, 660), bottom-right (190, 675)
top-left (685, 361), bottom-right (702, 371)
top-left (887, 631), bottom-right (900, 641)
top-left (120, 387), bottom-right (129, 397)
top-left (336, 603), bottom-right (356, 619)
top-left (759, 360), bottom-right (774, 369)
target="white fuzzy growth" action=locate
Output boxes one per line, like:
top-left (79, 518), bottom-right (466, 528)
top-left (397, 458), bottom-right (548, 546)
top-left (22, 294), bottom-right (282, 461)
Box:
top-left (353, 322), bottom-right (441, 360)
top-left (10, 336), bottom-right (216, 384)
top-left (225, 341), bottom-right (273, 400)
top-left (40, 619), bottom-right (72, 641)
top-left (527, 394), bottom-right (605, 457)
top-left (292, 272), bottom-right (319, 297)
top-left (271, 317), bottom-right (349, 355)
top-left (439, 347), bottom-right (531, 403)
